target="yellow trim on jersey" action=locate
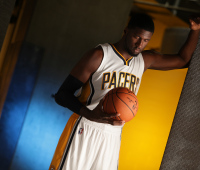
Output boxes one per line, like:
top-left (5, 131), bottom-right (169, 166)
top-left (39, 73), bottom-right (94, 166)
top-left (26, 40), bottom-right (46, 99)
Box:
top-left (111, 44), bottom-right (133, 66)
top-left (49, 113), bottom-right (80, 170)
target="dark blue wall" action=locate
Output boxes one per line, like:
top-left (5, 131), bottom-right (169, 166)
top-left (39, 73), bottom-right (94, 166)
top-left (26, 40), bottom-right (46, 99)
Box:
top-left (0, 42), bottom-right (43, 170)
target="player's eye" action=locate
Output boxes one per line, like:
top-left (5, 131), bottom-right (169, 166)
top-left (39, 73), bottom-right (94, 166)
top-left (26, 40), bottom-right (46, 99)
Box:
top-left (133, 34), bottom-right (139, 39)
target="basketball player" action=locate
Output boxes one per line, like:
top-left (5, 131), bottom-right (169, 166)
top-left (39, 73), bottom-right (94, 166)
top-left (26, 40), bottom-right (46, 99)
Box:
top-left (49, 13), bottom-right (200, 170)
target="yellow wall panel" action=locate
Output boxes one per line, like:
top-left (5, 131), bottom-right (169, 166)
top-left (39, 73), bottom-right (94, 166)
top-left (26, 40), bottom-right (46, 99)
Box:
top-left (119, 69), bottom-right (187, 169)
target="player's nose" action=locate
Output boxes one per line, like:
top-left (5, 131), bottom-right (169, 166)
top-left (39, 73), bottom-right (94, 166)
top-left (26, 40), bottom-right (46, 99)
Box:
top-left (136, 39), bottom-right (143, 48)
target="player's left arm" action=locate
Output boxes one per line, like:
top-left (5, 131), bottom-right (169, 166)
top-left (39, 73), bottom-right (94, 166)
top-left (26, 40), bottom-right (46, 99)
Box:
top-left (143, 16), bottom-right (200, 71)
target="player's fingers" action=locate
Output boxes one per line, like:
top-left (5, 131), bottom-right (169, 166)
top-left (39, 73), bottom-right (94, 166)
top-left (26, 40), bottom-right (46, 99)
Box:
top-left (96, 116), bottom-right (125, 125)
top-left (189, 15), bottom-right (200, 24)
top-left (103, 112), bottom-right (120, 118)
top-left (108, 112), bottom-right (120, 117)
top-left (111, 120), bottom-right (125, 126)
top-left (101, 116), bottom-right (125, 125)
top-left (94, 118), bottom-right (113, 124)
top-left (189, 19), bottom-right (195, 25)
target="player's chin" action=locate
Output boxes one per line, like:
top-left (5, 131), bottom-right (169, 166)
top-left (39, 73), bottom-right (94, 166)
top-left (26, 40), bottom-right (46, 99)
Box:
top-left (128, 49), bottom-right (140, 56)
top-left (132, 52), bottom-right (140, 57)
top-left (132, 49), bottom-right (141, 56)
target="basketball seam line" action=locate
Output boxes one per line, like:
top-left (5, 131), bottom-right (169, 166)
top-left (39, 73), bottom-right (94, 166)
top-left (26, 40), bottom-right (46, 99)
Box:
top-left (115, 92), bottom-right (135, 117)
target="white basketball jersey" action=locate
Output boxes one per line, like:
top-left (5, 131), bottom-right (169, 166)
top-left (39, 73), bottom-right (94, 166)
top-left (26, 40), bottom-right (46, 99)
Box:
top-left (78, 43), bottom-right (144, 110)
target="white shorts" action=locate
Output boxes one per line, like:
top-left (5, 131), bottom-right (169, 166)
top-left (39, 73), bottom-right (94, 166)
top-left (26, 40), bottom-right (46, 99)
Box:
top-left (62, 117), bottom-right (122, 170)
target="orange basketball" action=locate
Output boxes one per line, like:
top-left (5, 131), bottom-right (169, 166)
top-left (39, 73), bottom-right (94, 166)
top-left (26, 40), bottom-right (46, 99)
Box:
top-left (103, 87), bottom-right (138, 122)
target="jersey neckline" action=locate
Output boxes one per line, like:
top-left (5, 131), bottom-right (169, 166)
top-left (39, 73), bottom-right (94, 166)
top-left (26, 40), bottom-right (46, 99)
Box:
top-left (109, 43), bottom-right (133, 66)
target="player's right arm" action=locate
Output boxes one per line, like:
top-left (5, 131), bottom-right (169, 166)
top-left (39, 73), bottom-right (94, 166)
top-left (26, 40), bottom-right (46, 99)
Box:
top-left (54, 46), bottom-right (124, 126)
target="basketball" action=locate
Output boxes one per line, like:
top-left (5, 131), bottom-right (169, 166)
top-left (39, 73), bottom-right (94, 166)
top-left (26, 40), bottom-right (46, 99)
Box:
top-left (103, 87), bottom-right (138, 122)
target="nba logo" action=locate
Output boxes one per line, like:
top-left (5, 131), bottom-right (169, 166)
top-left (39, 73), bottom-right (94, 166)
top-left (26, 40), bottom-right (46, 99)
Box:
top-left (78, 128), bottom-right (84, 135)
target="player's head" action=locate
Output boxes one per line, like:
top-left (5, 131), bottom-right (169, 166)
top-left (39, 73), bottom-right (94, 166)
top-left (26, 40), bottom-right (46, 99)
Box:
top-left (127, 13), bottom-right (154, 33)
top-left (123, 13), bottom-right (154, 56)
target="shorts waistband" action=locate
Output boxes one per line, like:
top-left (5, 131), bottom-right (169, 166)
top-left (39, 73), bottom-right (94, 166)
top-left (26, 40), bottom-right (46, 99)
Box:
top-left (81, 117), bottom-right (123, 134)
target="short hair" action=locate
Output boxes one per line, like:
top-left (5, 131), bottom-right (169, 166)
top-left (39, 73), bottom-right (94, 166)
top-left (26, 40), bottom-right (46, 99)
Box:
top-left (127, 13), bottom-right (154, 33)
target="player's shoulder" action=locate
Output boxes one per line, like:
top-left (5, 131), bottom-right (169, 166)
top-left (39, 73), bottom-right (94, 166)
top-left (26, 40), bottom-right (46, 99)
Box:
top-left (142, 50), bottom-right (160, 56)
top-left (93, 45), bottom-right (104, 56)
top-left (142, 50), bottom-right (162, 59)
top-left (82, 43), bottom-right (112, 65)
top-left (86, 45), bottom-right (103, 59)
top-left (80, 45), bottom-right (104, 71)
top-left (142, 50), bottom-right (162, 71)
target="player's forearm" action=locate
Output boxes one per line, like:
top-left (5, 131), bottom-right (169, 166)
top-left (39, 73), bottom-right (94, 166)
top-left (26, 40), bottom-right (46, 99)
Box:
top-left (178, 29), bottom-right (200, 63)
top-left (54, 74), bottom-right (85, 114)
top-left (55, 91), bottom-right (85, 114)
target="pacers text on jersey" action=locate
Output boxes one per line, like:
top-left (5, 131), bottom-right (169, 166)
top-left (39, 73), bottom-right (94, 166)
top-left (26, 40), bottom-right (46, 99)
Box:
top-left (101, 71), bottom-right (140, 93)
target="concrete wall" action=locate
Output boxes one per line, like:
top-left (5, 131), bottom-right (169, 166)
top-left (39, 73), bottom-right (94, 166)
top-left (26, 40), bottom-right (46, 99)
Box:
top-left (9, 0), bottom-right (133, 169)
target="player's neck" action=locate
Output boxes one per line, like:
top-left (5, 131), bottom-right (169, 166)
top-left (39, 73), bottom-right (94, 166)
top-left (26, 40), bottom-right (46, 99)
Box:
top-left (113, 42), bottom-right (133, 60)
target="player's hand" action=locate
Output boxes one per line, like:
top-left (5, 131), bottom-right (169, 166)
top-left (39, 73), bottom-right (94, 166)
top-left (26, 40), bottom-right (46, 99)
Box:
top-left (80, 99), bottom-right (125, 126)
top-left (189, 15), bottom-right (200, 30)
